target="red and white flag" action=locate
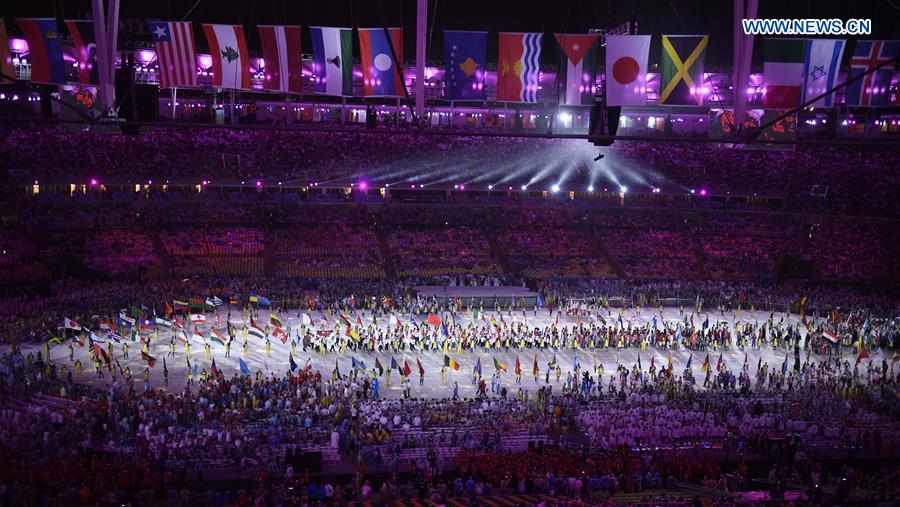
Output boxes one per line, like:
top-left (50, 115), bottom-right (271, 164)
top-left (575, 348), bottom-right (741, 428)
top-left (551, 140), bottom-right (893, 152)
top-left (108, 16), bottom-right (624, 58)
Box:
top-left (273, 326), bottom-right (288, 344)
top-left (64, 317), bottom-right (82, 331)
top-left (822, 328), bottom-right (840, 344)
top-left (202, 24), bottom-right (251, 89)
top-left (258, 25), bottom-right (303, 93)
top-left (605, 35), bottom-right (651, 106)
top-left (193, 328), bottom-right (204, 341)
top-left (148, 21), bottom-right (197, 88)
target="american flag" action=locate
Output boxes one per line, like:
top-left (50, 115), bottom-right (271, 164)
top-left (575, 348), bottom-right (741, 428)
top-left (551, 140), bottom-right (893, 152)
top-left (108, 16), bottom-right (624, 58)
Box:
top-left (148, 21), bottom-right (197, 88)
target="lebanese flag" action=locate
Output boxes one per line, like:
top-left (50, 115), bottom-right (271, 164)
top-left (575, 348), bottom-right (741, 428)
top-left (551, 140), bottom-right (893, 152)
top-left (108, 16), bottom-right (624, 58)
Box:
top-left (497, 32), bottom-right (543, 102)
top-left (605, 35), bottom-right (651, 106)
top-left (202, 24), bottom-right (251, 89)
top-left (554, 34), bottom-right (599, 105)
top-left (822, 328), bottom-right (840, 344)
top-left (258, 25), bottom-right (302, 93)
top-left (764, 38), bottom-right (807, 109)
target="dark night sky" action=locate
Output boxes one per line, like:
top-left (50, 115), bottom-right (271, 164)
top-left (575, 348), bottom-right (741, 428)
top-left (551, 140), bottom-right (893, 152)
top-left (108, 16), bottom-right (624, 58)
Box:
top-left (4, 0), bottom-right (899, 69)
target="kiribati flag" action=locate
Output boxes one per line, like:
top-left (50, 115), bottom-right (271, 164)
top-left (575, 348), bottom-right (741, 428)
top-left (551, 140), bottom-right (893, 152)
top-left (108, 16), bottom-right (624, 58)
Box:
top-left (358, 28), bottom-right (404, 97)
top-left (443, 30), bottom-right (487, 100)
top-left (16, 18), bottom-right (67, 84)
top-left (497, 32), bottom-right (543, 102)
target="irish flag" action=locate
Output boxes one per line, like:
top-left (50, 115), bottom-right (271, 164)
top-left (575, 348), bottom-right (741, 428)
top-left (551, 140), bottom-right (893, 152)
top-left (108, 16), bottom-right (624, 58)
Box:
top-left (202, 24), bottom-right (251, 89)
top-left (763, 38), bottom-right (806, 109)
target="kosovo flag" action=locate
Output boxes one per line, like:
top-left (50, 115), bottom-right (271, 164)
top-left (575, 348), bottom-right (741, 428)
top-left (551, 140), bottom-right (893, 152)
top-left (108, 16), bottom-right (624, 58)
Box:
top-left (443, 30), bottom-right (487, 100)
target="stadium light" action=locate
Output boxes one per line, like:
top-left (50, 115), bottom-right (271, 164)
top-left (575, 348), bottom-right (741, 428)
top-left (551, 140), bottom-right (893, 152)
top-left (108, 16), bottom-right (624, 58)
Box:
top-left (358, 181), bottom-right (368, 190)
top-left (588, 185), bottom-right (594, 192)
top-left (256, 181), bottom-right (262, 187)
top-left (619, 185), bottom-right (627, 193)
top-left (551, 184), bottom-right (560, 193)
top-left (699, 189), bottom-right (707, 196)
top-left (488, 185), bottom-right (493, 190)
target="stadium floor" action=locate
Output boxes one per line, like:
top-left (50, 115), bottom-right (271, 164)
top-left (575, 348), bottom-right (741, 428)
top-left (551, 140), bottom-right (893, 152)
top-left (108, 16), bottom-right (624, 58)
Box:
top-left (15, 308), bottom-right (858, 398)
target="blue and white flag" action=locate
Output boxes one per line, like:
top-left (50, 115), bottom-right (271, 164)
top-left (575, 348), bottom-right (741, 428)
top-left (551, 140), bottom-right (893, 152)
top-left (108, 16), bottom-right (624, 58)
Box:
top-left (802, 39), bottom-right (845, 107)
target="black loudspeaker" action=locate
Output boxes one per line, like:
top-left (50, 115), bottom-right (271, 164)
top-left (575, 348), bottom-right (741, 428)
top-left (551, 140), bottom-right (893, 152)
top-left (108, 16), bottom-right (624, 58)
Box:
top-left (134, 85), bottom-right (159, 121)
top-left (589, 104), bottom-right (621, 146)
top-left (366, 106), bottom-right (376, 129)
top-left (39, 87), bottom-right (53, 118)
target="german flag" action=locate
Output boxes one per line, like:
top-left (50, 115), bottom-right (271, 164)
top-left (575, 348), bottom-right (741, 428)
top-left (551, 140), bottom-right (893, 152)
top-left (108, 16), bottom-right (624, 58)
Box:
top-left (444, 354), bottom-right (460, 371)
top-left (700, 354), bottom-right (710, 373)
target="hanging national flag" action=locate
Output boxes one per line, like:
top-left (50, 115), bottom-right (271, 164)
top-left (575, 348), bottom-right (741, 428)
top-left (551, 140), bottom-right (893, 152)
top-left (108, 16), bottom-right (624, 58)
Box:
top-left (763, 38), bottom-right (807, 109)
top-left (248, 321), bottom-right (266, 339)
top-left (63, 20), bottom-right (98, 85)
top-left (141, 350), bottom-right (157, 368)
top-left (0, 20), bottom-right (15, 83)
top-left (148, 21), bottom-right (197, 88)
top-left (202, 24), bottom-right (251, 89)
top-left (801, 39), bottom-right (845, 107)
top-left (239, 357), bottom-right (251, 376)
top-left (64, 318), bottom-right (82, 331)
top-left (358, 27), bottom-right (404, 97)
top-left (494, 357), bottom-right (508, 373)
top-left (659, 35), bottom-right (708, 105)
top-left (605, 35), bottom-right (651, 106)
top-left (16, 18), bottom-right (67, 84)
top-left (309, 26), bottom-right (353, 96)
top-left (257, 25), bottom-right (302, 93)
top-left (443, 30), bottom-right (488, 100)
top-left (444, 354), bottom-right (460, 371)
top-left (497, 32), bottom-right (543, 102)
top-left (554, 33), bottom-right (599, 105)
top-left (845, 40), bottom-right (900, 107)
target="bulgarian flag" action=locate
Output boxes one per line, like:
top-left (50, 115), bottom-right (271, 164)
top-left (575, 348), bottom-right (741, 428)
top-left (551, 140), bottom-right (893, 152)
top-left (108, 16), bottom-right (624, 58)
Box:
top-left (248, 321), bottom-right (266, 339)
top-left (822, 328), bottom-right (840, 344)
top-left (764, 38), bottom-right (807, 109)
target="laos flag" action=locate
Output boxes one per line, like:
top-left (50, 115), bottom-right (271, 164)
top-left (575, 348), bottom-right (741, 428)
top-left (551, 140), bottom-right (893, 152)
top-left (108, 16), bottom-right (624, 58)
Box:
top-left (358, 27), bottom-right (405, 97)
top-left (16, 18), bottom-right (67, 84)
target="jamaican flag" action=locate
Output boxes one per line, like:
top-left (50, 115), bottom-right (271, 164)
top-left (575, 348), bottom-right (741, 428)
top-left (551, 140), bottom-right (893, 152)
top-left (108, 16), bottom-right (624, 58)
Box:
top-left (659, 35), bottom-right (708, 105)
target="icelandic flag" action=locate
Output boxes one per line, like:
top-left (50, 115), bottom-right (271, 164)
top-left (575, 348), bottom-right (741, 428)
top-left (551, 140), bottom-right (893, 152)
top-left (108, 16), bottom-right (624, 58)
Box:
top-left (16, 18), bottom-right (67, 84)
top-left (845, 40), bottom-right (900, 107)
top-left (802, 39), bottom-right (845, 108)
top-left (239, 358), bottom-right (251, 377)
top-left (443, 30), bottom-right (487, 100)
top-left (358, 28), bottom-right (405, 97)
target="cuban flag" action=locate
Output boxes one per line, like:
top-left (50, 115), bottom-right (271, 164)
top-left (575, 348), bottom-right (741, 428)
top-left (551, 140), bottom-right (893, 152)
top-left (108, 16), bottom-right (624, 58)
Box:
top-left (497, 32), bottom-right (543, 102)
top-left (16, 18), bottom-right (67, 84)
top-left (845, 40), bottom-right (900, 107)
top-left (358, 28), bottom-right (405, 97)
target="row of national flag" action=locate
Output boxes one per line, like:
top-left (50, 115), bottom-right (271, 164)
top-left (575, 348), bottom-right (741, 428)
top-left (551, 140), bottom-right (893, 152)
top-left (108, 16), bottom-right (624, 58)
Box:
top-left (3, 18), bottom-right (897, 107)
